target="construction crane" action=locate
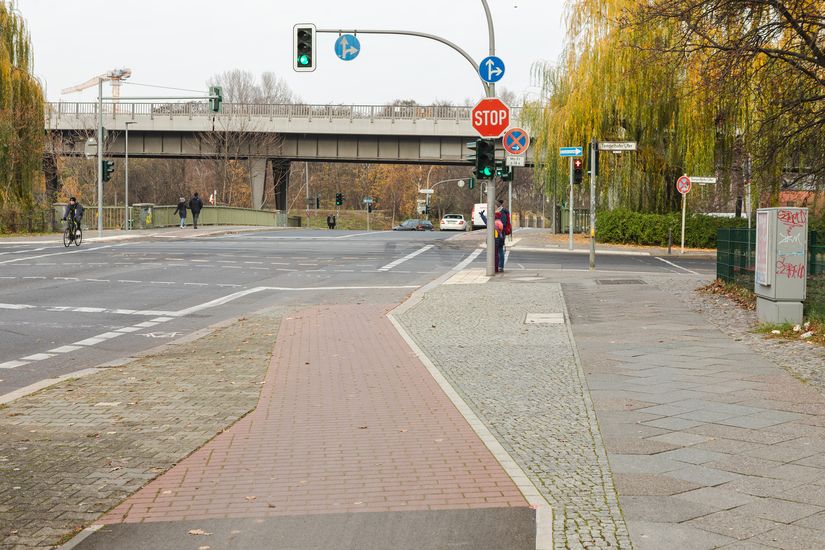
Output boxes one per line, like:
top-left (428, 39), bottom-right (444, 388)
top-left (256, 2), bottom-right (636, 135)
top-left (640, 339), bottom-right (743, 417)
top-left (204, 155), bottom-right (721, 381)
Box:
top-left (61, 68), bottom-right (132, 101)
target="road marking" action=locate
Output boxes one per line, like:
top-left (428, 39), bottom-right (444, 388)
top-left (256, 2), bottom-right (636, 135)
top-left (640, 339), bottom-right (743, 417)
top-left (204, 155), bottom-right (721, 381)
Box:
top-left (49, 345), bottom-right (83, 353)
top-left (654, 257), bottom-right (701, 275)
top-left (21, 353), bottom-right (56, 361)
top-left (118, 280), bottom-right (141, 284)
top-left (22, 276), bottom-right (46, 280)
top-left (452, 248), bottom-right (485, 272)
top-left (0, 244), bottom-right (122, 265)
top-left (1, 284), bottom-right (422, 371)
top-left (0, 303), bottom-right (36, 310)
top-left (0, 361), bottom-right (29, 370)
top-left (378, 245), bottom-right (434, 272)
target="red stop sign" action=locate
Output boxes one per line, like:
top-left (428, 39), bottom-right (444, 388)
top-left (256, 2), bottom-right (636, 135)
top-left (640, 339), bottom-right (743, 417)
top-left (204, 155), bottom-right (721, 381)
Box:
top-left (472, 98), bottom-right (510, 138)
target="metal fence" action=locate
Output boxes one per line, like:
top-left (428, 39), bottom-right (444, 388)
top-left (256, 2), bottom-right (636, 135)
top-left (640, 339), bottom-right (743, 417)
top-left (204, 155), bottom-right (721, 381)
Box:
top-left (47, 102), bottom-right (523, 124)
top-left (718, 228), bottom-right (825, 317)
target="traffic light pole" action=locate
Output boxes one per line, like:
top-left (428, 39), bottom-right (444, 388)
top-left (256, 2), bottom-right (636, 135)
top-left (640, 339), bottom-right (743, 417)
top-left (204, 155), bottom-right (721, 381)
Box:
top-left (97, 78), bottom-right (104, 238)
top-left (589, 138), bottom-right (597, 270)
top-left (569, 157), bottom-right (574, 251)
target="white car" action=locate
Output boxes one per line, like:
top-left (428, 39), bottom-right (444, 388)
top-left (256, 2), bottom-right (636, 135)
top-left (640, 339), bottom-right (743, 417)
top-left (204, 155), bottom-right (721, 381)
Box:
top-left (439, 214), bottom-right (467, 231)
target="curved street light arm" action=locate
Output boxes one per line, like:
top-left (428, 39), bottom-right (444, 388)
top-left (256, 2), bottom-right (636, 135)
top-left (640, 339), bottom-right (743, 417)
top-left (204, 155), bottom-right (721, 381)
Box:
top-left (317, 28), bottom-right (490, 96)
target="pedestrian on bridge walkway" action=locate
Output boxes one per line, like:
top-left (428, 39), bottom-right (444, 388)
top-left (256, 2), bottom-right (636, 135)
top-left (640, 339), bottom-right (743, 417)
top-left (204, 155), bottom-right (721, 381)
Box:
top-left (188, 192), bottom-right (203, 229)
top-left (174, 198), bottom-right (187, 229)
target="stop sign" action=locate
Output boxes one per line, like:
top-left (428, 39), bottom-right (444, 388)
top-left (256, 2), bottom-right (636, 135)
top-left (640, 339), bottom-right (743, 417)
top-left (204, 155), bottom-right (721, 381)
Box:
top-left (472, 98), bottom-right (510, 138)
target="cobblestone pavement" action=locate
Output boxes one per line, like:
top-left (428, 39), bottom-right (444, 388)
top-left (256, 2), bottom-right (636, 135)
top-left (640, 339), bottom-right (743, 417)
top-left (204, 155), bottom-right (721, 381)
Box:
top-left (0, 307), bottom-right (290, 549)
top-left (398, 282), bottom-right (632, 549)
top-left (564, 273), bottom-right (825, 550)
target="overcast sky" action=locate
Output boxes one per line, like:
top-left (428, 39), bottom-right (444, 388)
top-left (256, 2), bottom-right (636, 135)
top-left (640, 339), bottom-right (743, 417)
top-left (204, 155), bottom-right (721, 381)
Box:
top-left (16, 0), bottom-right (566, 105)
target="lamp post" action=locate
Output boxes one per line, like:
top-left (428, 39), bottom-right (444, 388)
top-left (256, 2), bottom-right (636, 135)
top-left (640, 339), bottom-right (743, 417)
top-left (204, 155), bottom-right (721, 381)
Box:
top-left (124, 121), bottom-right (136, 230)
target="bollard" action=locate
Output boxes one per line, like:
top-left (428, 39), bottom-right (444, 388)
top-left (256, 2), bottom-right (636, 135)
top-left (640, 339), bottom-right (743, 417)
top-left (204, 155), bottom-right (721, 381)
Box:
top-left (668, 227), bottom-right (673, 255)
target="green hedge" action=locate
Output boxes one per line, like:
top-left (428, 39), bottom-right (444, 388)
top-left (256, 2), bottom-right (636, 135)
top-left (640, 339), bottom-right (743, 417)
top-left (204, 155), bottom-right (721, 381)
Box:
top-left (597, 208), bottom-right (749, 249)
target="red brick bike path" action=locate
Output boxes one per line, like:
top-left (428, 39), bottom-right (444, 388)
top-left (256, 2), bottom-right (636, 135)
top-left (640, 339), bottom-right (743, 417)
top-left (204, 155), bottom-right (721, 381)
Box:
top-left (100, 304), bottom-right (527, 523)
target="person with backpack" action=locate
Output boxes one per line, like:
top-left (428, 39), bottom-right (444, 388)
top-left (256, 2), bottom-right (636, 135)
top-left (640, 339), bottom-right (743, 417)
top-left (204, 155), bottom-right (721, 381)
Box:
top-left (497, 199), bottom-right (513, 239)
top-left (480, 211), bottom-right (507, 273)
top-left (188, 192), bottom-right (203, 229)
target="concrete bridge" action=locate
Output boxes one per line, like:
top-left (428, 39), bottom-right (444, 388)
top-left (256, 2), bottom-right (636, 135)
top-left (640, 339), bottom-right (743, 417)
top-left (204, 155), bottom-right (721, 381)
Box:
top-left (46, 102), bottom-right (531, 209)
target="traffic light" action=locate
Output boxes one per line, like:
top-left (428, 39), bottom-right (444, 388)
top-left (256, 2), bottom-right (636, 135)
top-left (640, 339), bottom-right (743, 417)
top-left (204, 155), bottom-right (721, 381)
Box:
top-left (209, 86), bottom-right (222, 113)
top-left (293, 24), bottom-right (316, 72)
top-left (368, 203), bottom-right (374, 213)
top-left (573, 158), bottom-right (583, 185)
top-left (335, 192), bottom-right (343, 206)
top-left (498, 165), bottom-right (514, 182)
top-left (475, 139), bottom-right (496, 179)
top-left (102, 160), bottom-right (115, 182)
top-left (316, 194), bottom-right (321, 209)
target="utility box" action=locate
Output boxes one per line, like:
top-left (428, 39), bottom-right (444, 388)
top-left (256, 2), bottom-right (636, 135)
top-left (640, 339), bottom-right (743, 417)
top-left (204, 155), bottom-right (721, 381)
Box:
top-left (133, 203), bottom-right (154, 229)
top-left (754, 207), bottom-right (808, 324)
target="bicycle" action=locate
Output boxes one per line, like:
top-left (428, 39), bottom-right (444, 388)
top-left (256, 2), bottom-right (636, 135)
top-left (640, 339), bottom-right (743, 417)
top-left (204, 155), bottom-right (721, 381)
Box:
top-left (63, 219), bottom-right (82, 247)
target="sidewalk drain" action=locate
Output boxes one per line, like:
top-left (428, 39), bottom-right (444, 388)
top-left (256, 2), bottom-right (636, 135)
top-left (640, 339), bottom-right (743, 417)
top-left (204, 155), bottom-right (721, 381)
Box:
top-left (596, 279), bottom-right (646, 285)
top-left (525, 313), bottom-right (565, 324)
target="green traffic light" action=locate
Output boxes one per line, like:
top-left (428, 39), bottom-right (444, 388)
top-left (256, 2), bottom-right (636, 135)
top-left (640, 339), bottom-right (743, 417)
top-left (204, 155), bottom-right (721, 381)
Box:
top-left (298, 54), bottom-right (310, 66)
top-left (481, 167), bottom-right (493, 177)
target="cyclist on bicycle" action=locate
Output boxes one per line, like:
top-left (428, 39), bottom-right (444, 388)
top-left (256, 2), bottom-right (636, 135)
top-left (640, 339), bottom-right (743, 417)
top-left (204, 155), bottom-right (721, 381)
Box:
top-left (62, 197), bottom-right (84, 240)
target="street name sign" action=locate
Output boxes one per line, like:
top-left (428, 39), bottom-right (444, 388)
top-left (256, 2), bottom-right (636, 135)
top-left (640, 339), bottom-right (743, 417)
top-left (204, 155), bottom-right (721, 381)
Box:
top-left (419, 189), bottom-right (434, 195)
top-left (506, 154), bottom-right (526, 167)
top-left (472, 98), bottom-right (510, 138)
top-left (503, 128), bottom-right (529, 155)
top-left (559, 146), bottom-right (583, 157)
top-left (599, 141), bottom-right (637, 151)
top-left (676, 175), bottom-right (692, 195)
top-left (479, 56), bottom-right (505, 83)
top-left (690, 176), bottom-right (717, 185)
top-left (335, 34), bottom-right (361, 61)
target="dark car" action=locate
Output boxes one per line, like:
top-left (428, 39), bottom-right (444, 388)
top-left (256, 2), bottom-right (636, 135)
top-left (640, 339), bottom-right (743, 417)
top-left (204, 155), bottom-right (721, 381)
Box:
top-left (393, 219), bottom-right (433, 231)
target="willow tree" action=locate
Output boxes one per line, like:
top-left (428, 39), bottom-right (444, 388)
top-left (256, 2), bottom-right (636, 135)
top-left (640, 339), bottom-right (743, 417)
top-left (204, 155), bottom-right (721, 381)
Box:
top-left (0, 1), bottom-right (44, 207)
top-left (524, 0), bottom-right (740, 214)
top-left (635, 0), bottom-right (825, 207)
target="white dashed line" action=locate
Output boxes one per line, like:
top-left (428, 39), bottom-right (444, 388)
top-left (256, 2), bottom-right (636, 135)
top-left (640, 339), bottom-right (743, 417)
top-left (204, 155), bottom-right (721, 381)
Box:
top-left (378, 245), bottom-right (434, 272)
top-left (49, 345), bottom-right (83, 354)
top-left (0, 361), bottom-right (29, 370)
top-left (21, 353), bottom-right (55, 362)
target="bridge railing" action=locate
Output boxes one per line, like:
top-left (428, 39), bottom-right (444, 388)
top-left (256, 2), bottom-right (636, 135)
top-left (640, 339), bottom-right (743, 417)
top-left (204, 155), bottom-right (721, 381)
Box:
top-left (47, 102), bottom-right (522, 124)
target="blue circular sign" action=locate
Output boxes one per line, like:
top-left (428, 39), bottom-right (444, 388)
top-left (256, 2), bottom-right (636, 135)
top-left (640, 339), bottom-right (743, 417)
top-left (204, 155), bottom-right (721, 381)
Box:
top-left (335, 34), bottom-right (361, 61)
top-left (479, 56), bottom-right (505, 83)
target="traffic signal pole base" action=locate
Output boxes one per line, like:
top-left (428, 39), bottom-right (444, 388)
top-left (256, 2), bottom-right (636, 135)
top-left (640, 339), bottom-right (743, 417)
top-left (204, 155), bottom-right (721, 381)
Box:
top-left (486, 179), bottom-right (496, 277)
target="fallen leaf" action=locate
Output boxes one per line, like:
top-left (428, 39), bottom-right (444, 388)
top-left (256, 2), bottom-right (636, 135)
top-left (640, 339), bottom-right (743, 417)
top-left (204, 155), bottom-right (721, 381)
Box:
top-left (245, 496), bottom-right (257, 501)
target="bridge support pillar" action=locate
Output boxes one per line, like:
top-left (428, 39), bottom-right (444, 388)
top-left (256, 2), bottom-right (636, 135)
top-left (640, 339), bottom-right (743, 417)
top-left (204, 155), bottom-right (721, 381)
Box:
top-left (271, 159), bottom-right (290, 212)
top-left (250, 158), bottom-right (268, 210)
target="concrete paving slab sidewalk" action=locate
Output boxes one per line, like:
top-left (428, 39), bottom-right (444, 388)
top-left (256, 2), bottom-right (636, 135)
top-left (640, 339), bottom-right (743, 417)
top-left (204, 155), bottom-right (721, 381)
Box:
top-left (75, 304), bottom-right (537, 549)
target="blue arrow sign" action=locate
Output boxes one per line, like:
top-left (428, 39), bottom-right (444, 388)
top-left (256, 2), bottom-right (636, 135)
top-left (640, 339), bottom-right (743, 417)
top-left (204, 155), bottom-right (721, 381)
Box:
top-left (559, 147), bottom-right (583, 158)
top-left (335, 34), bottom-right (361, 61)
top-left (479, 56), bottom-right (505, 83)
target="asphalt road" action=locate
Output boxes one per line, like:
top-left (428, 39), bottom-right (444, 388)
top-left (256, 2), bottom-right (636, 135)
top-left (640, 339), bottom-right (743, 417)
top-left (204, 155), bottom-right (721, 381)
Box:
top-left (0, 228), bottom-right (715, 397)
